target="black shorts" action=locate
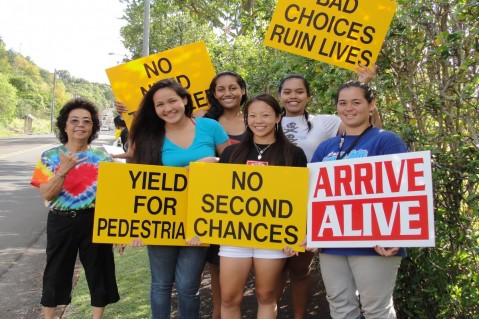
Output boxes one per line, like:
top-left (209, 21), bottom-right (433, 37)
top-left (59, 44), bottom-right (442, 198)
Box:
top-left (206, 244), bottom-right (220, 266)
top-left (284, 250), bottom-right (315, 279)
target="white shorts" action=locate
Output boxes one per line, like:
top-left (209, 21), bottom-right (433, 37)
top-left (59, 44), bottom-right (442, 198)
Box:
top-left (219, 245), bottom-right (290, 259)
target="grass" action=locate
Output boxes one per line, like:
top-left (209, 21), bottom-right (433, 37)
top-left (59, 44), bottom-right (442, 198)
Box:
top-left (64, 247), bottom-right (216, 319)
top-left (62, 247), bottom-right (327, 318)
top-left (0, 118), bottom-right (51, 137)
top-left (64, 247), bottom-right (152, 319)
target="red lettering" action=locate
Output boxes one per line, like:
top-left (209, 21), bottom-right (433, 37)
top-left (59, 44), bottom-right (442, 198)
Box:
top-left (407, 158), bottom-right (425, 191)
top-left (313, 167), bottom-right (333, 197)
top-left (334, 165), bottom-right (353, 195)
top-left (314, 155), bottom-right (427, 197)
top-left (354, 163), bottom-right (373, 194)
top-left (384, 160), bottom-right (406, 192)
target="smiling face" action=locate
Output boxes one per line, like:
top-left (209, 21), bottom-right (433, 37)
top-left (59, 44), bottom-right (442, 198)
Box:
top-left (278, 78), bottom-right (311, 117)
top-left (153, 87), bottom-right (188, 125)
top-left (213, 75), bottom-right (246, 111)
top-left (65, 108), bottom-right (93, 143)
top-left (336, 87), bottom-right (375, 134)
top-left (246, 100), bottom-right (281, 143)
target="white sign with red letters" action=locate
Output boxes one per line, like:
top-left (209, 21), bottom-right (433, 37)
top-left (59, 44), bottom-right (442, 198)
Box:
top-left (307, 151), bottom-right (434, 248)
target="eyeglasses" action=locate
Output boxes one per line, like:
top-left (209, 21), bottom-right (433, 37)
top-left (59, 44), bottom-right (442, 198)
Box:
top-left (68, 119), bottom-right (93, 126)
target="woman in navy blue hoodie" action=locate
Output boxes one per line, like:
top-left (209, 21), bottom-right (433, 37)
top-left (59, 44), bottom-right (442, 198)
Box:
top-left (311, 81), bottom-right (408, 319)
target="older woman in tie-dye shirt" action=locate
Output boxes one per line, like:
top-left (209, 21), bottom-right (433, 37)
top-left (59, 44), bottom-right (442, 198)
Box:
top-left (31, 98), bottom-right (119, 319)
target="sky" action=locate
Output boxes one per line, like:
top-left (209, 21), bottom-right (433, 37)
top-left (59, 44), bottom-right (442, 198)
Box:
top-left (0, 0), bottom-right (129, 84)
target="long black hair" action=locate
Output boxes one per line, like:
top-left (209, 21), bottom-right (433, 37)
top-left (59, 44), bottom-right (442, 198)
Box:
top-left (228, 94), bottom-right (295, 166)
top-left (278, 74), bottom-right (313, 131)
top-left (129, 79), bottom-right (194, 165)
top-left (56, 98), bottom-right (100, 145)
top-left (204, 71), bottom-right (248, 120)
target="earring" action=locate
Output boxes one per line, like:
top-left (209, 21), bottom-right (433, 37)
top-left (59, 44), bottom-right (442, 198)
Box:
top-left (275, 123), bottom-right (279, 132)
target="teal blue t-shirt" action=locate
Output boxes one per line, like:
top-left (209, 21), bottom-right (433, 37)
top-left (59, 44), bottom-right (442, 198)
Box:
top-left (161, 117), bottom-right (229, 167)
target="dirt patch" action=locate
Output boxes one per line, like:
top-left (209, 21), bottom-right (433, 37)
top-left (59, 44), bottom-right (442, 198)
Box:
top-left (198, 254), bottom-right (330, 318)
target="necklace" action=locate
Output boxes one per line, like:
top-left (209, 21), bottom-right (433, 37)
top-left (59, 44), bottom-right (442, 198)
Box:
top-left (253, 142), bottom-right (273, 160)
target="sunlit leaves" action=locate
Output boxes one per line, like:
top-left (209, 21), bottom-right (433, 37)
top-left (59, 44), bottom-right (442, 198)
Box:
top-left (0, 73), bottom-right (18, 124)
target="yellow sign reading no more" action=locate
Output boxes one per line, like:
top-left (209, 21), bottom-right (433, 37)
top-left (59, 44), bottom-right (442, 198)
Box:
top-left (105, 41), bottom-right (216, 128)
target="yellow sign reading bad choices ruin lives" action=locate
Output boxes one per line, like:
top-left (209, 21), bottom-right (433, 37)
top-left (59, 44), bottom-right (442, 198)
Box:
top-left (105, 41), bottom-right (216, 128)
top-left (93, 162), bottom-right (191, 246)
top-left (264, 0), bottom-right (398, 72)
top-left (186, 162), bottom-right (309, 252)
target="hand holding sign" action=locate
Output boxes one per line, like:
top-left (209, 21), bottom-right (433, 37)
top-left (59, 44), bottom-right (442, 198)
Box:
top-left (374, 245), bottom-right (399, 257)
top-left (356, 63), bottom-right (377, 83)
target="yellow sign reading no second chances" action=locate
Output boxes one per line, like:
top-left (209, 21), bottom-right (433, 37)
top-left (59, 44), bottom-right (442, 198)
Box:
top-left (186, 162), bottom-right (309, 252)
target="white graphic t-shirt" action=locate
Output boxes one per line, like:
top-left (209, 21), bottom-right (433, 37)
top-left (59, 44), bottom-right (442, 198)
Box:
top-left (281, 114), bottom-right (341, 162)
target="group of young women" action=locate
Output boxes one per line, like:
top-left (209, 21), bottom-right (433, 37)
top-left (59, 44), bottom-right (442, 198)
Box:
top-left (33, 64), bottom-right (407, 319)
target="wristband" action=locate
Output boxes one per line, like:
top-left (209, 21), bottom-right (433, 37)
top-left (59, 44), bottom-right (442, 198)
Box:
top-left (55, 171), bottom-right (67, 178)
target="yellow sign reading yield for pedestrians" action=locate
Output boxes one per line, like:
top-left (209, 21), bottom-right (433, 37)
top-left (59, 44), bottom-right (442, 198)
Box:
top-left (93, 162), bottom-right (191, 246)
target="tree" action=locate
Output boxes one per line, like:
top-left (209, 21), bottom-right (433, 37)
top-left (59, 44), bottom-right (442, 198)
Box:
top-left (170, 0), bottom-right (277, 37)
top-left (120, 0), bottom-right (220, 58)
top-left (9, 76), bottom-right (47, 117)
top-left (0, 38), bottom-right (12, 74)
top-left (0, 41), bottom-right (116, 131)
top-left (375, 1), bottom-right (479, 317)
top-left (0, 74), bottom-right (18, 124)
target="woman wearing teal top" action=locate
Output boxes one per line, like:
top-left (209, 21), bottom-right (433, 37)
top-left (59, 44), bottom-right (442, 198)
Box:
top-left (124, 79), bottom-right (230, 319)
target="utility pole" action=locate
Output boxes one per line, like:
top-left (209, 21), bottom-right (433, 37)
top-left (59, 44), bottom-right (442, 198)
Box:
top-left (143, 0), bottom-right (150, 57)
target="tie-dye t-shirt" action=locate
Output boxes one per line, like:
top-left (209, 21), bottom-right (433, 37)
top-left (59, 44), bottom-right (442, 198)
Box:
top-left (30, 145), bottom-right (111, 210)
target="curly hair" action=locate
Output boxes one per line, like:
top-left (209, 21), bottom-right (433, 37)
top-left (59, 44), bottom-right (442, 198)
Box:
top-left (55, 98), bottom-right (100, 144)
top-left (204, 71), bottom-right (248, 120)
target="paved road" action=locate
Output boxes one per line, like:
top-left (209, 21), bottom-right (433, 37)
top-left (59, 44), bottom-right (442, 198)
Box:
top-left (0, 133), bottom-right (115, 319)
